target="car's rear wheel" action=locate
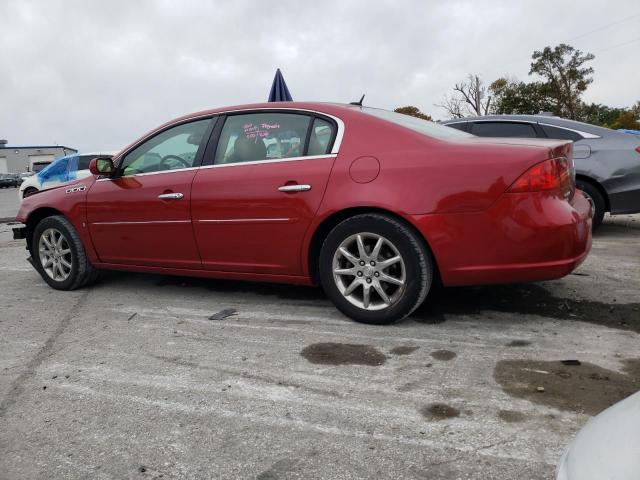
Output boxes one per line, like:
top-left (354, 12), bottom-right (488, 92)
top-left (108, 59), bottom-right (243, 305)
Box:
top-left (319, 213), bottom-right (432, 324)
top-left (23, 187), bottom-right (38, 198)
top-left (32, 215), bottom-right (100, 290)
top-left (576, 180), bottom-right (605, 230)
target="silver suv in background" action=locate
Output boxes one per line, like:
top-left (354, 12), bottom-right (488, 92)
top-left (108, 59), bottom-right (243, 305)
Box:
top-left (443, 115), bottom-right (640, 229)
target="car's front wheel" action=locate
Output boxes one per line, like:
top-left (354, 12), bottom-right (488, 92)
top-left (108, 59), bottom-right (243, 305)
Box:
top-left (32, 215), bottom-right (100, 290)
top-left (319, 213), bottom-right (433, 324)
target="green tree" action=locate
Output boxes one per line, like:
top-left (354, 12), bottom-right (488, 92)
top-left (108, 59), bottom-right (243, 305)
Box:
top-left (610, 110), bottom-right (640, 130)
top-left (578, 103), bottom-right (624, 126)
top-left (489, 78), bottom-right (555, 115)
top-left (529, 43), bottom-right (595, 119)
top-left (394, 106), bottom-right (433, 121)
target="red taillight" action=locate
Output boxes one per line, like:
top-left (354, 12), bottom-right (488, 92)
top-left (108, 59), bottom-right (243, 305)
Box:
top-left (635, 146), bottom-right (640, 155)
top-left (509, 157), bottom-right (571, 194)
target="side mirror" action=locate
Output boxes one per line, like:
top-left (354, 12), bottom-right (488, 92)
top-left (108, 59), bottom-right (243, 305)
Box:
top-left (89, 157), bottom-right (115, 176)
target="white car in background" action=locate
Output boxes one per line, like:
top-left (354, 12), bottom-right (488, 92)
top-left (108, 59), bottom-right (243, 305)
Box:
top-left (19, 151), bottom-right (116, 199)
top-left (557, 390), bottom-right (640, 480)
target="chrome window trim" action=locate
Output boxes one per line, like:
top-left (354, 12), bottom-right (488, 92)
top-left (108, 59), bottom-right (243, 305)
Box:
top-left (217, 107), bottom-right (345, 154)
top-left (537, 122), bottom-right (600, 139)
top-left (95, 154), bottom-right (337, 181)
top-left (201, 153), bottom-right (336, 170)
top-left (446, 118), bottom-right (601, 139)
top-left (114, 108), bottom-right (344, 166)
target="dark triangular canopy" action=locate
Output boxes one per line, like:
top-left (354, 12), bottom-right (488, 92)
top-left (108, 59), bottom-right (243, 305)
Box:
top-left (268, 68), bottom-right (293, 102)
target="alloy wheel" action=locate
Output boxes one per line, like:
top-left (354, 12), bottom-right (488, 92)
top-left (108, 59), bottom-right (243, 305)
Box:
top-left (332, 232), bottom-right (406, 310)
top-left (38, 228), bottom-right (73, 281)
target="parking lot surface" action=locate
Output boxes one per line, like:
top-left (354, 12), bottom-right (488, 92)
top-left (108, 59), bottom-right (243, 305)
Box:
top-left (0, 186), bottom-right (638, 479)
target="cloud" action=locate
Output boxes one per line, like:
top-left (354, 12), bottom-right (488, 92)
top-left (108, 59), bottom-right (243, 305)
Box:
top-left (1, 0), bottom-right (638, 151)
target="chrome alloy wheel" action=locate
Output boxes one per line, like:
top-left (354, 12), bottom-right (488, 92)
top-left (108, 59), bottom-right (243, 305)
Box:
top-left (332, 232), bottom-right (406, 310)
top-left (38, 227), bottom-right (73, 281)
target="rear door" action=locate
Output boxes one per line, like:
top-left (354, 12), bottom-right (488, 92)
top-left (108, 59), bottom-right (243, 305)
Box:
top-left (191, 111), bottom-right (339, 275)
top-left (86, 117), bottom-right (214, 268)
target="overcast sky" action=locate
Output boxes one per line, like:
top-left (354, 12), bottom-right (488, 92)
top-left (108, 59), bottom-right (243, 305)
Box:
top-left (1, 0), bottom-right (639, 151)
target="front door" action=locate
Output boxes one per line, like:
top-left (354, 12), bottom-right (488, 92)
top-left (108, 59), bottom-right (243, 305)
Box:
top-left (191, 112), bottom-right (338, 275)
top-left (86, 117), bottom-right (212, 269)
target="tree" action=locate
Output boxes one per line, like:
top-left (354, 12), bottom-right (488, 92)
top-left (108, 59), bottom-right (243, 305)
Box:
top-left (394, 106), bottom-right (433, 121)
top-left (438, 74), bottom-right (492, 118)
top-left (610, 111), bottom-right (640, 130)
top-left (529, 44), bottom-right (595, 119)
top-left (578, 103), bottom-right (624, 126)
top-left (490, 78), bottom-right (555, 115)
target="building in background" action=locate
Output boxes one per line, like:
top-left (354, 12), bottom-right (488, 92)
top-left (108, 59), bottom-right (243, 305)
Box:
top-left (0, 139), bottom-right (77, 173)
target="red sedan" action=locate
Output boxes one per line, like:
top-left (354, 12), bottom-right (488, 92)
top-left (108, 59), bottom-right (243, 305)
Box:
top-left (14, 102), bottom-right (592, 324)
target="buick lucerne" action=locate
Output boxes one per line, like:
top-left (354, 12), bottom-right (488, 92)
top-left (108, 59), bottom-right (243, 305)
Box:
top-left (14, 103), bottom-right (592, 324)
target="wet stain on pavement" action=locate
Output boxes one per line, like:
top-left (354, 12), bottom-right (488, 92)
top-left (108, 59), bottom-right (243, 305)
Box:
top-left (497, 409), bottom-right (526, 423)
top-left (301, 343), bottom-right (387, 366)
top-left (152, 355), bottom-right (199, 368)
top-left (431, 350), bottom-right (457, 361)
top-left (506, 340), bottom-right (531, 347)
top-left (494, 358), bottom-right (640, 415)
top-left (208, 308), bottom-right (237, 320)
top-left (412, 284), bottom-right (640, 333)
top-left (256, 458), bottom-right (300, 480)
top-left (390, 345), bottom-right (420, 356)
top-left (420, 403), bottom-right (460, 421)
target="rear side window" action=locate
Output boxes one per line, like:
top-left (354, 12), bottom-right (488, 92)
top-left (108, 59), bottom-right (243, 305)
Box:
top-left (470, 122), bottom-right (537, 138)
top-left (540, 124), bottom-right (583, 142)
top-left (215, 113), bottom-right (314, 165)
top-left (308, 118), bottom-right (335, 155)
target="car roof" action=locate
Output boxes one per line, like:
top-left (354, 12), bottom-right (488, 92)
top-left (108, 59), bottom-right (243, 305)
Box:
top-left (441, 114), bottom-right (619, 138)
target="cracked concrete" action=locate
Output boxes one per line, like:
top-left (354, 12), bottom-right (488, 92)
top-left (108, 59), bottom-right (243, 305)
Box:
top-left (0, 186), bottom-right (638, 479)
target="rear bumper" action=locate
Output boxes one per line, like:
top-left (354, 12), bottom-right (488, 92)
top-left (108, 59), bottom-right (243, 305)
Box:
top-left (413, 191), bottom-right (592, 286)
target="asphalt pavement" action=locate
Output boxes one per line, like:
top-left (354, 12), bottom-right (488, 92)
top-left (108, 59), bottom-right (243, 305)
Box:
top-left (0, 186), bottom-right (639, 479)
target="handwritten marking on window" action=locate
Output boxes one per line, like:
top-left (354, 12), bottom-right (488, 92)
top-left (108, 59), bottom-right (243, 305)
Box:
top-left (243, 123), bottom-right (280, 142)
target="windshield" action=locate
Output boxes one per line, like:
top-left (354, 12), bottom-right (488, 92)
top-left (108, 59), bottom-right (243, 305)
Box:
top-left (358, 107), bottom-right (472, 140)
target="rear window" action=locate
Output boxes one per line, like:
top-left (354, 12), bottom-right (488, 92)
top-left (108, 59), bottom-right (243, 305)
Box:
top-left (359, 107), bottom-right (472, 140)
top-left (540, 124), bottom-right (583, 142)
top-left (470, 122), bottom-right (537, 138)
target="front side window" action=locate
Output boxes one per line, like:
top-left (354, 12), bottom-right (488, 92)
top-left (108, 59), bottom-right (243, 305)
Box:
top-left (120, 118), bottom-right (211, 176)
top-left (470, 122), bottom-right (537, 138)
top-left (215, 113), bottom-right (314, 165)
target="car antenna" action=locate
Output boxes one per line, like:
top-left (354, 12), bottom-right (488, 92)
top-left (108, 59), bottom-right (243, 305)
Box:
top-left (350, 94), bottom-right (365, 106)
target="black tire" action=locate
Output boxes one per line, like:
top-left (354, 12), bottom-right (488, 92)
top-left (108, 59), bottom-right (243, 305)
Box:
top-left (23, 187), bottom-right (38, 198)
top-left (31, 215), bottom-right (101, 290)
top-left (319, 213), bottom-right (433, 324)
top-left (576, 180), bottom-right (605, 230)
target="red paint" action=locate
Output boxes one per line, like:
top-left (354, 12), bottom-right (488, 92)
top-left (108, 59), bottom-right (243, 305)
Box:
top-left (349, 156), bottom-right (380, 183)
top-left (16, 102), bottom-right (592, 288)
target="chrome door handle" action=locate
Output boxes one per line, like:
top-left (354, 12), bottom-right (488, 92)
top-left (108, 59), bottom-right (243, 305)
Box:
top-left (158, 192), bottom-right (184, 200)
top-left (278, 184), bottom-right (311, 192)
